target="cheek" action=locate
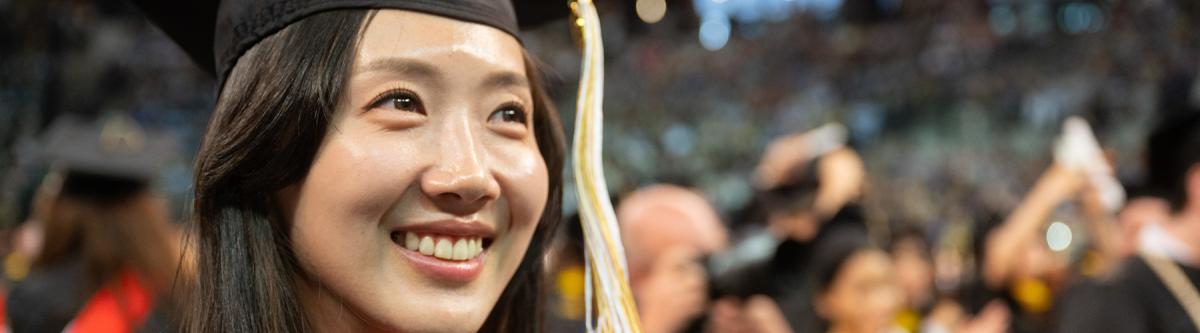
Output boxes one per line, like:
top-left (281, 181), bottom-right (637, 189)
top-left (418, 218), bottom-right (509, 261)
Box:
top-left (286, 131), bottom-right (425, 280)
top-left (492, 143), bottom-right (549, 231)
top-left (486, 142), bottom-right (549, 281)
top-left (294, 133), bottom-right (422, 226)
top-left (870, 285), bottom-right (900, 313)
top-left (826, 290), bottom-right (856, 320)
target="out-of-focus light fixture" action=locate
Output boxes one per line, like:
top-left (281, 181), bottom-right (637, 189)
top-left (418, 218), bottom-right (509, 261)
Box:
top-left (989, 6), bottom-right (1018, 37)
top-left (636, 0), bottom-right (668, 24)
top-left (1020, 2), bottom-right (1052, 36)
top-left (1059, 2), bottom-right (1104, 34)
top-left (699, 12), bottom-right (730, 51)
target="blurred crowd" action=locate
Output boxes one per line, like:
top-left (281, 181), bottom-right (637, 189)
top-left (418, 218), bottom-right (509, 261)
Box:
top-left (1, 0), bottom-right (1199, 332)
top-left (547, 106), bottom-right (1200, 333)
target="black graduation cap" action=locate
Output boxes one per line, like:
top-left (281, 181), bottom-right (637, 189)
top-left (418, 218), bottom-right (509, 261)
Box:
top-left (41, 115), bottom-right (177, 200)
top-left (131, 0), bottom-right (569, 84)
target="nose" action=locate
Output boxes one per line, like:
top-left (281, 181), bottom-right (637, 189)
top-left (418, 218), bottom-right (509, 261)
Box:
top-left (420, 117), bottom-right (501, 215)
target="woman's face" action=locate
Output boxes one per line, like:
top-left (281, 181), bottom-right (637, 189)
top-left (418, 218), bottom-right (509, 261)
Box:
top-left (819, 250), bottom-right (900, 333)
top-left (277, 10), bottom-right (548, 332)
top-left (891, 239), bottom-right (932, 308)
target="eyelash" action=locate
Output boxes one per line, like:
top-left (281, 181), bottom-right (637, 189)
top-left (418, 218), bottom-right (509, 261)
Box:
top-left (366, 88), bottom-right (424, 114)
top-left (365, 88), bottom-right (528, 125)
top-left (490, 102), bottom-right (529, 125)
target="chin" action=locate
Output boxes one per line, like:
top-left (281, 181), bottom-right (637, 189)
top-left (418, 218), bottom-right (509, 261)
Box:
top-left (374, 309), bottom-right (491, 333)
top-left (355, 276), bottom-right (502, 333)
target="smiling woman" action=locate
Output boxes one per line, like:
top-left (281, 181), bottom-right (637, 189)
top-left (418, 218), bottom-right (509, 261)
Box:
top-left (268, 10), bottom-right (558, 332)
top-left (131, 1), bottom-right (566, 332)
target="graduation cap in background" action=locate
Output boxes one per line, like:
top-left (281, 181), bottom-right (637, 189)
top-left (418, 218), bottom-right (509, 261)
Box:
top-left (40, 114), bottom-right (177, 202)
top-left (130, 0), bottom-right (570, 86)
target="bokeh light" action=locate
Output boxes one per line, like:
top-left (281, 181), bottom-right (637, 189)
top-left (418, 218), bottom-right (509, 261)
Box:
top-left (699, 12), bottom-right (732, 51)
top-left (1046, 221), bottom-right (1073, 252)
top-left (636, 0), bottom-right (667, 24)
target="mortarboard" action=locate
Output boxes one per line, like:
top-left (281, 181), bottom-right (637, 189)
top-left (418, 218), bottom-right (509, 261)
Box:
top-left (40, 114), bottom-right (177, 200)
top-left (131, 0), bottom-right (568, 85)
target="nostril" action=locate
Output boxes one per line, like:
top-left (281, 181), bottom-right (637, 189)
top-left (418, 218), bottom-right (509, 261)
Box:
top-left (437, 192), bottom-right (464, 201)
top-left (420, 165), bottom-right (499, 200)
top-left (434, 188), bottom-right (492, 207)
top-left (455, 186), bottom-right (491, 203)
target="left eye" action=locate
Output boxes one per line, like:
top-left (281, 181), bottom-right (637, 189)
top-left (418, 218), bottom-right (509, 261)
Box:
top-left (488, 106), bottom-right (527, 124)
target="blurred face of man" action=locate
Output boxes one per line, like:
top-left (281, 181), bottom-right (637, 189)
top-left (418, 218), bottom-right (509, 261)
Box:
top-left (619, 185), bottom-right (727, 280)
top-left (618, 185), bottom-right (727, 333)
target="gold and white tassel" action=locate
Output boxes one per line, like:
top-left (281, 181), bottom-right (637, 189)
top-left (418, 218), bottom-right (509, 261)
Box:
top-left (569, 0), bottom-right (643, 332)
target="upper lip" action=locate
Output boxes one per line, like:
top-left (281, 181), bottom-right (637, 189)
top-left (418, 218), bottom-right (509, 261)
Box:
top-left (394, 220), bottom-right (497, 239)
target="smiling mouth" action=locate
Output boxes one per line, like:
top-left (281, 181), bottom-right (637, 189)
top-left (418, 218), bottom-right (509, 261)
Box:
top-left (388, 221), bottom-right (496, 282)
top-left (390, 231), bottom-right (492, 261)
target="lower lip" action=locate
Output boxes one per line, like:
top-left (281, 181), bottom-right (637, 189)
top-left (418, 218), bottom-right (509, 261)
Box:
top-left (396, 245), bottom-right (486, 283)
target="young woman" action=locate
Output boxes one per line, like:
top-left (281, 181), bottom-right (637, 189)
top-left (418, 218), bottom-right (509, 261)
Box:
top-left (811, 233), bottom-right (902, 333)
top-left (135, 1), bottom-right (566, 332)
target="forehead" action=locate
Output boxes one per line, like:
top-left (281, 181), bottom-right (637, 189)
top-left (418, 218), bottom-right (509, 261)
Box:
top-left (845, 250), bottom-right (893, 275)
top-left (355, 9), bottom-right (525, 74)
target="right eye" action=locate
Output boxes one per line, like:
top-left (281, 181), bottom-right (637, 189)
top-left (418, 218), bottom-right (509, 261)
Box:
top-left (368, 89), bottom-right (425, 114)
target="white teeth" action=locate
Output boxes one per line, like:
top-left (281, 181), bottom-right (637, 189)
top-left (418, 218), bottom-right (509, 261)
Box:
top-left (405, 233), bottom-right (419, 251)
top-left (434, 239), bottom-right (453, 260)
top-left (419, 236), bottom-right (435, 255)
top-left (452, 239), bottom-right (469, 260)
top-left (401, 233), bottom-right (485, 261)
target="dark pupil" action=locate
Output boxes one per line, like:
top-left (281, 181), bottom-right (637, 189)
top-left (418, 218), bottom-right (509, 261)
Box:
top-left (502, 109), bottom-right (520, 122)
top-left (393, 96), bottom-right (414, 110)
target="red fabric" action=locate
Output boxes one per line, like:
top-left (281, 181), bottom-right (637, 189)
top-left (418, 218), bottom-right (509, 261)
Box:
top-left (0, 289), bottom-right (6, 328)
top-left (67, 270), bottom-right (154, 333)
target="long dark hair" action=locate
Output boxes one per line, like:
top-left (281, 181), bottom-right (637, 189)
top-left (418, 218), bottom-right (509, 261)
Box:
top-left (35, 171), bottom-right (178, 296)
top-left (185, 9), bottom-right (564, 333)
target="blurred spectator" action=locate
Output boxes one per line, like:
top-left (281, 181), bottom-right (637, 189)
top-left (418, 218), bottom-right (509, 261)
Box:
top-left (810, 230), bottom-right (901, 333)
top-left (712, 127), bottom-right (871, 332)
top-left (891, 225), bottom-right (1012, 333)
top-left (889, 227), bottom-right (933, 331)
top-left (1078, 109), bottom-right (1200, 333)
top-left (4, 115), bottom-right (183, 332)
top-left (1118, 187), bottom-right (1172, 259)
top-left (978, 162), bottom-right (1108, 332)
top-left (618, 184), bottom-right (728, 333)
top-left (752, 125), bottom-right (863, 241)
top-left (708, 293), bottom-right (794, 333)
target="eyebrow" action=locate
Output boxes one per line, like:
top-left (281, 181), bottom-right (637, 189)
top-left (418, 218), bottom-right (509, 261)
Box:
top-left (356, 58), bottom-right (440, 81)
top-left (482, 71), bottom-right (529, 91)
top-left (357, 57), bottom-right (528, 91)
